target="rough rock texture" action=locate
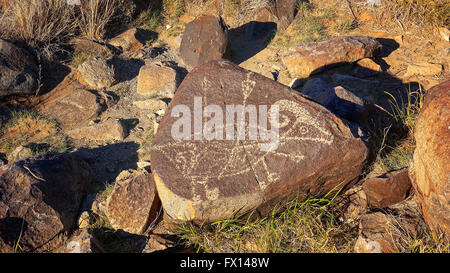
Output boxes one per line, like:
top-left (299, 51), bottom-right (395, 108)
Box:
top-left (109, 28), bottom-right (146, 52)
top-left (354, 196), bottom-right (428, 253)
top-left (133, 99), bottom-right (167, 111)
top-left (275, 0), bottom-right (299, 30)
top-left (71, 38), bottom-right (112, 57)
top-left (331, 73), bottom-right (380, 103)
top-left (64, 229), bottom-right (104, 253)
top-left (106, 170), bottom-right (160, 235)
top-left (150, 60), bottom-right (369, 224)
top-left (36, 72), bottom-right (109, 127)
top-left (282, 36), bottom-right (382, 78)
top-left (301, 78), bottom-right (366, 122)
top-left (67, 119), bottom-right (128, 141)
top-left (363, 168), bottom-right (412, 208)
top-left (77, 57), bottom-right (117, 89)
top-left (404, 62), bottom-right (443, 78)
top-left (136, 64), bottom-right (177, 98)
top-left (8, 146), bottom-right (32, 163)
top-left (411, 79), bottom-right (450, 235)
top-left (0, 38), bottom-right (38, 98)
top-left (0, 154), bottom-right (93, 252)
top-left (180, 15), bottom-right (231, 68)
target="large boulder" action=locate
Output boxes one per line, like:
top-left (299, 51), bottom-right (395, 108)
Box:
top-left (282, 36), bottom-right (382, 78)
top-left (410, 79), bottom-right (450, 236)
top-left (180, 14), bottom-right (231, 69)
top-left (0, 154), bottom-right (93, 252)
top-left (0, 39), bottom-right (39, 98)
top-left (150, 60), bottom-right (369, 224)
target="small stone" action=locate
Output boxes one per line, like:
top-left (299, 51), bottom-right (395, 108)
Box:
top-left (77, 211), bottom-right (90, 229)
top-left (109, 28), bottom-right (145, 52)
top-left (8, 145), bottom-right (33, 163)
top-left (67, 119), bottom-right (128, 141)
top-left (438, 27), bottom-right (450, 42)
top-left (363, 168), bottom-right (412, 208)
top-left (65, 229), bottom-right (104, 253)
top-left (136, 64), bottom-right (177, 98)
top-left (78, 57), bottom-right (117, 89)
top-left (133, 99), bottom-right (167, 111)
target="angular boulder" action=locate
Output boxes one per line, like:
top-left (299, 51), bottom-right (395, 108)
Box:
top-left (77, 57), bottom-right (117, 89)
top-left (150, 60), bottom-right (369, 223)
top-left (106, 170), bottom-right (160, 235)
top-left (180, 15), bottom-right (231, 69)
top-left (301, 78), bottom-right (366, 122)
top-left (109, 28), bottom-right (146, 52)
top-left (136, 64), bottom-right (177, 98)
top-left (67, 119), bottom-right (128, 141)
top-left (36, 72), bottom-right (108, 127)
top-left (282, 36), bottom-right (382, 78)
top-left (363, 168), bottom-right (412, 208)
top-left (411, 79), bottom-right (450, 236)
top-left (0, 154), bottom-right (93, 252)
top-left (0, 39), bottom-right (39, 98)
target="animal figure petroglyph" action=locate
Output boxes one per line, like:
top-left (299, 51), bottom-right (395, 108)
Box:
top-left (152, 72), bottom-right (335, 201)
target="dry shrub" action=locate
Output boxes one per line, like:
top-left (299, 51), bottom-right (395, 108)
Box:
top-left (78, 0), bottom-right (120, 41)
top-left (0, 0), bottom-right (77, 46)
top-left (372, 0), bottom-right (449, 37)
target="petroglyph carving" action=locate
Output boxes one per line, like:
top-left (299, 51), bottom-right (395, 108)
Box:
top-left (152, 96), bottom-right (335, 199)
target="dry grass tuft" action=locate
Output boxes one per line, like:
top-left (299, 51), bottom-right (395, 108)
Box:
top-left (178, 193), bottom-right (357, 253)
top-left (0, 110), bottom-right (69, 161)
top-left (78, 0), bottom-right (119, 41)
top-left (0, 0), bottom-right (77, 46)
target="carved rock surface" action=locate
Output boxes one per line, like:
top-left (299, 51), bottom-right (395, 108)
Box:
top-left (150, 60), bottom-right (368, 223)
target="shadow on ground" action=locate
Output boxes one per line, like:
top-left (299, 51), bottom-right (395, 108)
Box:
top-left (229, 21), bottom-right (277, 64)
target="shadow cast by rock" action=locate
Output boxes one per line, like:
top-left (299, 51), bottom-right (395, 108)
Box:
top-left (229, 21), bottom-right (277, 64)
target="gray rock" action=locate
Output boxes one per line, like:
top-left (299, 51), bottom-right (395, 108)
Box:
top-left (0, 39), bottom-right (38, 98)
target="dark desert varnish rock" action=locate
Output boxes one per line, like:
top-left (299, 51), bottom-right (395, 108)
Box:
top-left (410, 79), bottom-right (450, 236)
top-left (0, 154), bottom-right (93, 252)
top-left (180, 14), bottom-right (231, 69)
top-left (150, 60), bottom-right (369, 224)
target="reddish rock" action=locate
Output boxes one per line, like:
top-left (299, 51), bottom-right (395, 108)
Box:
top-left (150, 60), bottom-right (369, 224)
top-left (275, 0), bottom-right (298, 29)
top-left (282, 36), bottom-right (382, 78)
top-left (36, 72), bottom-right (108, 127)
top-left (109, 28), bottom-right (146, 52)
top-left (411, 79), bottom-right (450, 236)
top-left (363, 168), bottom-right (412, 208)
top-left (180, 15), bottom-right (231, 69)
top-left (354, 196), bottom-right (428, 253)
top-left (106, 170), bottom-right (160, 235)
top-left (0, 154), bottom-right (93, 252)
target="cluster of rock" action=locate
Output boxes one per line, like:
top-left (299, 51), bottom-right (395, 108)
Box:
top-left (0, 7), bottom-right (449, 253)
